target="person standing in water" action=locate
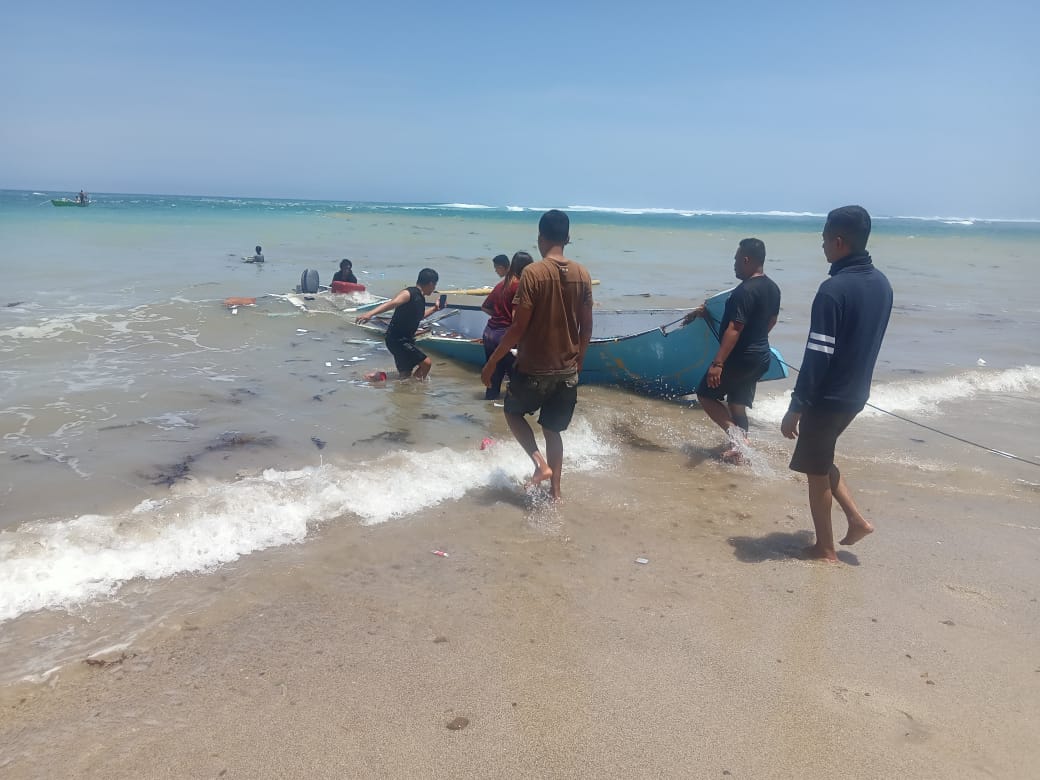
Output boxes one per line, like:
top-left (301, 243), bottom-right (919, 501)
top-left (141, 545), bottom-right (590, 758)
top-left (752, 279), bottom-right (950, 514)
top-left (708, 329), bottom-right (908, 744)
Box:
top-left (357, 268), bottom-right (443, 380)
top-left (481, 251), bottom-right (534, 400)
top-left (782, 205), bottom-right (893, 562)
top-left (245, 245), bottom-right (264, 263)
top-left (684, 238), bottom-right (780, 462)
top-left (333, 259), bottom-right (358, 284)
top-left (481, 210), bottom-right (593, 500)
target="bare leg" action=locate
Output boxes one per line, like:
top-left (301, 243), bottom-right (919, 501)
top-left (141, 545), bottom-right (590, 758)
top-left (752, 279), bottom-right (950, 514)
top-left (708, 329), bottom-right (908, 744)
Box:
top-left (413, 357), bottom-right (433, 381)
top-left (727, 403), bottom-right (749, 434)
top-left (697, 395), bottom-right (735, 432)
top-left (830, 465), bottom-right (875, 545)
top-left (542, 427), bottom-right (564, 500)
top-left (804, 473), bottom-right (839, 562)
top-left (505, 412), bottom-right (552, 489)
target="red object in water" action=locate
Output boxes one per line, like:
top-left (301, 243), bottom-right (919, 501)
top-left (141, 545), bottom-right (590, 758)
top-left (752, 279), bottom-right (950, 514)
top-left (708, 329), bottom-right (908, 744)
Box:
top-left (330, 281), bottom-right (366, 294)
top-left (480, 437), bottom-right (494, 450)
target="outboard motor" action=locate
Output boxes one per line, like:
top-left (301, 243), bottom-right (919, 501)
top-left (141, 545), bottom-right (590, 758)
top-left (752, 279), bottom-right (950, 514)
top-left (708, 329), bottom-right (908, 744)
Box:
top-left (299, 268), bottom-right (320, 294)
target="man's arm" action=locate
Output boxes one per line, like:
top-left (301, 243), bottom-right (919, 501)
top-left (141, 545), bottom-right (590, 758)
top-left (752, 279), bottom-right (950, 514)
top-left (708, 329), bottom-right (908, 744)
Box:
top-left (576, 298), bottom-right (593, 373)
top-left (480, 306), bottom-right (533, 387)
top-left (705, 321), bottom-right (745, 388)
top-left (356, 289), bottom-right (410, 323)
top-left (788, 292), bottom-right (839, 414)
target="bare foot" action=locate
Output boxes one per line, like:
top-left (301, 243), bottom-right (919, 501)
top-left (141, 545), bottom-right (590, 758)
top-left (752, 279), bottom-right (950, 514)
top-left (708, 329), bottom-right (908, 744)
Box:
top-left (800, 544), bottom-right (839, 563)
top-left (720, 448), bottom-right (747, 465)
top-left (524, 462), bottom-right (553, 490)
top-left (840, 521), bottom-right (875, 546)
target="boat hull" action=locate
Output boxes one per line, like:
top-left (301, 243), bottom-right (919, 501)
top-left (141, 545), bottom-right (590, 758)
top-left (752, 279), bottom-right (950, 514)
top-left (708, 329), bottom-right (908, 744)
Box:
top-left (51, 199), bottom-right (89, 207)
top-left (354, 289), bottom-right (787, 398)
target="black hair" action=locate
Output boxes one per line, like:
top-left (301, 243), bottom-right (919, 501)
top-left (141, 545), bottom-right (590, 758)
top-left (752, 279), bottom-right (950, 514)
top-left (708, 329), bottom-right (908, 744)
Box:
top-left (538, 209), bottom-right (570, 244)
top-left (340, 258), bottom-right (352, 270)
top-left (492, 254), bottom-right (510, 269)
top-left (255, 245), bottom-right (262, 253)
top-left (508, 251), bottom-right (534, 279)
top-left (825, 205), bottom-right (871, 252)
top-left (417, 268), bottom-right (439, 286)
top-left (737, 238), bottom-right (766, 266)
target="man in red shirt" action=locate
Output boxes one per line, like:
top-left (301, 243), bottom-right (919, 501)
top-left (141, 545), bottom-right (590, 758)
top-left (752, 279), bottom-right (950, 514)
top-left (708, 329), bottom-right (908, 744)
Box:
top-left (481, 211), bottom-right (594, 500)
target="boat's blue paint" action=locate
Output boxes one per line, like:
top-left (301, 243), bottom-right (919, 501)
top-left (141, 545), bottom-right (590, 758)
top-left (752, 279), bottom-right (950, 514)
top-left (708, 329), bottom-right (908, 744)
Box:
top-left (352, 288), bottom-right (787, 398)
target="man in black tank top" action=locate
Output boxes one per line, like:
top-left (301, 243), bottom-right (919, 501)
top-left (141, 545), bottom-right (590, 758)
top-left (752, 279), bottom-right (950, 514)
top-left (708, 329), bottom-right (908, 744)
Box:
top-left (357, 268), bottom-right (442, 379)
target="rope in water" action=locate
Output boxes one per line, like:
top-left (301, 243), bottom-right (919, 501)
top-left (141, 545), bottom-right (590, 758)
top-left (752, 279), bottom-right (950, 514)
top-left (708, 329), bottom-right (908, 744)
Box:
top-left (698, 312), bottom-right (1040, 469)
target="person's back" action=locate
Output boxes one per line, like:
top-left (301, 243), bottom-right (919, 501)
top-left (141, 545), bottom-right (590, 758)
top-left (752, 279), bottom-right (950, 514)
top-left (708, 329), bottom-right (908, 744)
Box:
top-left (514, 256), bottom-right (592, 376)
top-left (386, 286), bottom-right (425, 340)
top-left (723, 274), bottom-right (781, 359)
top-left (795, 253), bottom-right (892, 412)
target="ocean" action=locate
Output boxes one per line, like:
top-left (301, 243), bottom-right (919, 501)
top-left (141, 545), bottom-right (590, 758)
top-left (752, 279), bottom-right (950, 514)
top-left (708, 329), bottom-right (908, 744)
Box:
top-left (1, 188), bottom-right (1038, 686)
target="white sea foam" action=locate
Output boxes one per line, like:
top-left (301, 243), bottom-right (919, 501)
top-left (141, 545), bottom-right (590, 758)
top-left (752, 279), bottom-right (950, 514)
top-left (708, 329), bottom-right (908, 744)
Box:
top-left (753, 365), bottom-right (1040, 425)
top-left (435, 202), bottom-right (495, 210)
top-left (0, 419), bottom-right (614, 623)
top-left (566, 205), bottom-right (827, 218)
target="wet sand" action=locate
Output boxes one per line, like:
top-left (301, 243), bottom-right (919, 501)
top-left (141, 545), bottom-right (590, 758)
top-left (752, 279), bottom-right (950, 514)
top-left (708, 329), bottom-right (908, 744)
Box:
top-left (1, 435), bottom-right (1038, 779)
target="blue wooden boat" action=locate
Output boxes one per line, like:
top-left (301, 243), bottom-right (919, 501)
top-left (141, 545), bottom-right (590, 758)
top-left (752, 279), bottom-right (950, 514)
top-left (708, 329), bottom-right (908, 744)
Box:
top-left (353, 288), bottom-right (787, 397)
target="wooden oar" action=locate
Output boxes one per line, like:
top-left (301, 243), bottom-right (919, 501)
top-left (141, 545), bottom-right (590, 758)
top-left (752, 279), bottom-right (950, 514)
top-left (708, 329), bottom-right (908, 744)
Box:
top-left (437, 280), bottom-right (601, 296)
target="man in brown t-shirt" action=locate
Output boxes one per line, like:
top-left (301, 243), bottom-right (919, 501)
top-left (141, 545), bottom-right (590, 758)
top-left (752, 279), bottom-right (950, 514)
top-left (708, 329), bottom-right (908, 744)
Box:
top-left (481, 210), bottom-right (594, 500)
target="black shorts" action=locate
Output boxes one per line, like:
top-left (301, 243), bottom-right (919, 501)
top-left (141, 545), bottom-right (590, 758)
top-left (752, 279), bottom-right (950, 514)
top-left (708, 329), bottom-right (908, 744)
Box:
top-left (789, 408), bottom-right (859, 476)
top-left (503, 371), bottom-right (579, 432)
top-left (385, 336), bottom-right (427, 375)
top-left (695, 354), bottom-right (770, 407)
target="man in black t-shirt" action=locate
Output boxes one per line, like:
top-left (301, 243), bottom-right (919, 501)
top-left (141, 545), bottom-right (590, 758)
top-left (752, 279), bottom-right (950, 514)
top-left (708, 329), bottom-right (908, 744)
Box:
top-left (356, 268), bottom-right (443, 379)
top-left (332, 258), bottom-right (358, 284)
top-left (684, 238), bottom-right (780, 460)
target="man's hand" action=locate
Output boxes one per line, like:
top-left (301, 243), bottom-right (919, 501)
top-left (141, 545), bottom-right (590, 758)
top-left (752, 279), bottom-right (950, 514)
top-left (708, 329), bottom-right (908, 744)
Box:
top-left (781, 410), bottom-right (801, 439)
top-left (706, 364), bottom-right (723, 388)
top-left (356, 314), bottom-right (371, 324)
top-left (480, 360), bottom-right (496, 388)
top-left (682, 305), bottom-right (706, 326)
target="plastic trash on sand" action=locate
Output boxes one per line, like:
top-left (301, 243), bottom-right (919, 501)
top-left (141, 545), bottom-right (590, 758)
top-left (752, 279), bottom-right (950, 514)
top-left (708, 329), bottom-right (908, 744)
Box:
top-left (634, 557), bottom-right (649, 565)
top-left (432, 550), bottom-right (449, 557)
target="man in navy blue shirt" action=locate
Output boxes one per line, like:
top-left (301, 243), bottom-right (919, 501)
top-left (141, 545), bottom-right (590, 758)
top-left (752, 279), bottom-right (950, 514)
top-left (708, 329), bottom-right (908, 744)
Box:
top-left (685, 238), bottom-right (780, 462)
top-left (782, 206), bottom-right (893, 562)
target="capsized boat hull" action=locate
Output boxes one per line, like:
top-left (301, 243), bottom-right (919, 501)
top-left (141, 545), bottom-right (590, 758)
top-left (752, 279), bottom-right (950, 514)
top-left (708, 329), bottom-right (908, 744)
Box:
top-left (354, 289), bottom-right (787, 397)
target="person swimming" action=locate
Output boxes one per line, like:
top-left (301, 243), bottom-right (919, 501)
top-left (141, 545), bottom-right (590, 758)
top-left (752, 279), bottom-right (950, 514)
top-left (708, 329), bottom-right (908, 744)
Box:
top-left (245, 245), bottom-right (264, 263)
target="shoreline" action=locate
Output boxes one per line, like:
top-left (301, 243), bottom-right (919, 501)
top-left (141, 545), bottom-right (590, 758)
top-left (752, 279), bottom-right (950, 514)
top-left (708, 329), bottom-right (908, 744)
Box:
top-left (2, 442), bottom-right (1037, 778)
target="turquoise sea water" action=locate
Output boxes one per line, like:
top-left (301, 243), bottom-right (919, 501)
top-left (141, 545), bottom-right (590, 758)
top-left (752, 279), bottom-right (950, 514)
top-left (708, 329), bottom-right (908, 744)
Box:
top-left (1, 188), bottom-right (1038, 682)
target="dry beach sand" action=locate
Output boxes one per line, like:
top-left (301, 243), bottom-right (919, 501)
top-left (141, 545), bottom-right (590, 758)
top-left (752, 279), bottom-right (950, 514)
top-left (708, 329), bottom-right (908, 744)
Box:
top-left (1, 422), bottom-right (1038, 779)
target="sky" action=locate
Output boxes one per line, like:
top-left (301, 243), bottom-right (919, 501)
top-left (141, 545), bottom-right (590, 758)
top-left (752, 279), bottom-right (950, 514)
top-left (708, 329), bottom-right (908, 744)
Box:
top-left (2, 0), bottom-right (1039, 218)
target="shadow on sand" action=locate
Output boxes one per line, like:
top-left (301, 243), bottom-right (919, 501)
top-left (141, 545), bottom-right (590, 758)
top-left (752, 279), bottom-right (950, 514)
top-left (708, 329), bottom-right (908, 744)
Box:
top-left (727, 530), bottom-right (860, 566)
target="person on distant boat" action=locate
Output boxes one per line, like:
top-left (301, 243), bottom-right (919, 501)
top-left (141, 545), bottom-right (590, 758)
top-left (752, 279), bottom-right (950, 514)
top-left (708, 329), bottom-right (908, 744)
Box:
top-left (781, 206), bottom-right (893, 562)
top-left (77, 190), bottom-right (87, 204)
top-left (481, 252), bottom-right (533, 400)
top-left (481, 210), bottom-right (593, 500)
top-left (333, 258), bottom-right (358, 284)
top-left (356, 268), bottom-right (443, 380)
top-left (245, 245), bottom-right (264, 263)
top-left (684, 238), bottom-right (780, 462)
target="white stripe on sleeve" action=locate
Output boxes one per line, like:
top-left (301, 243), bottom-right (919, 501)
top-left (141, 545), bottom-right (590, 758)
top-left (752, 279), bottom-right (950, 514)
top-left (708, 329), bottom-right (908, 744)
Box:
top-left (806, 342), bottom-right (834, 355)
top-left (809, 331), bottom-right (835, 344)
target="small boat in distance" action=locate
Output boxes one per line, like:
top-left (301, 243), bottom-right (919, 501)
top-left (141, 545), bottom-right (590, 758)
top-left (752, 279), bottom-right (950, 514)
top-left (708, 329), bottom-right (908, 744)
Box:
top-left (52, 190), bottom-right (90, 207)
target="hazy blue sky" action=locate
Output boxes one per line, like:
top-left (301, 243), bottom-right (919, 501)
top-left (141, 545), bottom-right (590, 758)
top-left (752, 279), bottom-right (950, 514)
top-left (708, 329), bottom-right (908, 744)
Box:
top-left (3, 0), bottom-right (1038, 217)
